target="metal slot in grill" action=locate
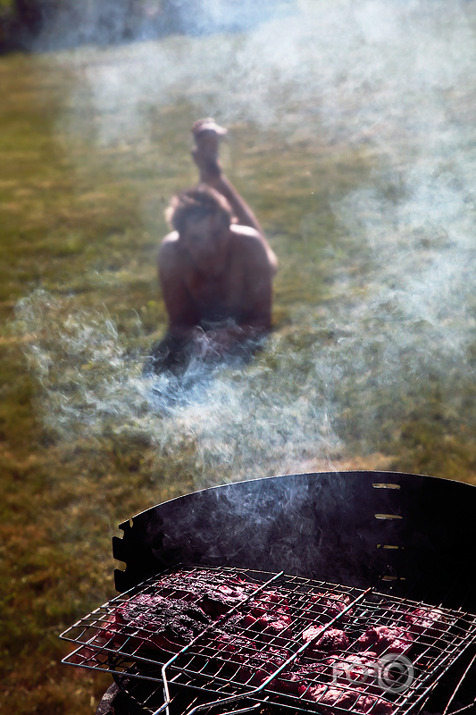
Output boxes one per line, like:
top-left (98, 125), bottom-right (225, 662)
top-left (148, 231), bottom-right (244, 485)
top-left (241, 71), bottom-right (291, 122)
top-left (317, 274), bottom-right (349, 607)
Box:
top-left (61, 566), bottom-right (476, 715)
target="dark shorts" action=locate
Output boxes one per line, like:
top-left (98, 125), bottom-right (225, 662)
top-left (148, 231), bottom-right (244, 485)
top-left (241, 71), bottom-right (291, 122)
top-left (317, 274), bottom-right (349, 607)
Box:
top-left (143, 326), bottom-right (264, 378)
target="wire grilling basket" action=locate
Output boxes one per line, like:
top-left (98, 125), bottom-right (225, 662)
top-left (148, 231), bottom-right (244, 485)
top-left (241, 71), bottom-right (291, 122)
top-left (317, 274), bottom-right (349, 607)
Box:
top-left (61, 566), bottom-right (476, 715)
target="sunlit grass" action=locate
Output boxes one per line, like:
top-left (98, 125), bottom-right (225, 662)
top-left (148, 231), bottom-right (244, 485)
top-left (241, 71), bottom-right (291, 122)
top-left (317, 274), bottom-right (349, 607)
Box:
top-left (1, 5), bottom-right (476, 712)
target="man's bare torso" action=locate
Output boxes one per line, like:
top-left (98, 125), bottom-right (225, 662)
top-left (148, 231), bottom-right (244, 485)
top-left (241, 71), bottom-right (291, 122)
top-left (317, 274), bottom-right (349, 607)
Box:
top-left (159, 224), bottom-right (274, 328)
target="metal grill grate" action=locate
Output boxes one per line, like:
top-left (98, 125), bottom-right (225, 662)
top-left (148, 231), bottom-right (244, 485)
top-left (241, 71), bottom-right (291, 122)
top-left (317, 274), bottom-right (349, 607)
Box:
top-left (61, 567), bottom-right (476, 714)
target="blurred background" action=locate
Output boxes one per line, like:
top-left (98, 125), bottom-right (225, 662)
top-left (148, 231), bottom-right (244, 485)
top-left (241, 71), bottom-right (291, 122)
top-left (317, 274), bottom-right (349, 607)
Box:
top-left (1, 1), bottom-right (475, 712)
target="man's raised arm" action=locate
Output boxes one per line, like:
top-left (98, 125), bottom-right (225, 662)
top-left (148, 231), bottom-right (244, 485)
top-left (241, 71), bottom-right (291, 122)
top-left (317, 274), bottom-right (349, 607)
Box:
top-left (190, 119), bottom-right (277, 274)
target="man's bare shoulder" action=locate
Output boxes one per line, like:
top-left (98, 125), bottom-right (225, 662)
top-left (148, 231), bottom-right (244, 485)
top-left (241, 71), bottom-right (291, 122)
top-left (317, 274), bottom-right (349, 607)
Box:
top-left (229, 224), bottom-right (262, 240)
top-left (229, 224), bottom-right (268, 256)
top-left (160, 230), bottom-right (180, 247)
top-left (230, 224), bottom-right (278, 273)
top-left (158, 231), bottom-right (182, 266)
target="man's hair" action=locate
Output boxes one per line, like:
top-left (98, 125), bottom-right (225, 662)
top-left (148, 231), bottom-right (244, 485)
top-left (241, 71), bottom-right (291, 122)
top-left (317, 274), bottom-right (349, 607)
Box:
top-left (166, 185), bottom-right (233, 235)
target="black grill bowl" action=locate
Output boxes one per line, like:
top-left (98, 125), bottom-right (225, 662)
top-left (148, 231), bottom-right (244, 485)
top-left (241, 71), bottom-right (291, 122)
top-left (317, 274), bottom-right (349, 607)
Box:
top-left (113, 471), bottom-right (476, 611)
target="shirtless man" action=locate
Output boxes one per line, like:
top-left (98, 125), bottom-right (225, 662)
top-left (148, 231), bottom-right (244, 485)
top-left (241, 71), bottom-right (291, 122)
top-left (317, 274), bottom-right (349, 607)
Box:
top-left (147, 119), bottom-right (277, 375)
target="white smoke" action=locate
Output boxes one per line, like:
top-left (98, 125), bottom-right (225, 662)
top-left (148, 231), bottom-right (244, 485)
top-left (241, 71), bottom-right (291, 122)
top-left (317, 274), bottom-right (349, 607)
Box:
top-left (58, 1), bottom-right (476, 147)
top-left (15, 0), bottom-right (476, 486)
top-left (13, 289), bottom-right (342, 487)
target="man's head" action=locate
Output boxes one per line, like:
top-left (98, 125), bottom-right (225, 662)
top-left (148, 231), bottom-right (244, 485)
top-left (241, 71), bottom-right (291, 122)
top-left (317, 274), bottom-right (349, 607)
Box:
top-left (166, 184), bottom-right (232, 235)
top-left (166, 185), bottom-right (233, 275)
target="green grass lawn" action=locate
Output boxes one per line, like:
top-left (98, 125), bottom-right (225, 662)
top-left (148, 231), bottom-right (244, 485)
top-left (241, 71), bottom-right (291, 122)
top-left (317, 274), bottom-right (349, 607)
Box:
top-left (1, 3), bottom-right (476, 712)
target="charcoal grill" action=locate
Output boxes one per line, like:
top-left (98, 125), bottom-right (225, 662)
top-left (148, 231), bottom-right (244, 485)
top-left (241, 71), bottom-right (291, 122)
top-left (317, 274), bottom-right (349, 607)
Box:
top-left (60, 471), bottom-right (476, 714)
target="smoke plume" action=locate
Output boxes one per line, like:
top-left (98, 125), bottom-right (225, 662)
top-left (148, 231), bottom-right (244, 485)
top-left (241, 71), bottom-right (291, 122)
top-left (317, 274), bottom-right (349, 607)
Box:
top-left (14, 0), bottom-right (476, 487)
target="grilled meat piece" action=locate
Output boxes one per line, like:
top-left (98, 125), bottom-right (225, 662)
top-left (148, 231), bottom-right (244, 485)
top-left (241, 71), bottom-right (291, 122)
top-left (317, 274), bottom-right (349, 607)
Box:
top-left (306, 592), bottom-right (353, 621)
top-left (217, 634), bottom-right (294, 688)
top-left (273, 658), bottom-right (340, 694)
top-left (216, 632), bottom-right (256, 661)
top-left (299, 683), bottom-right (393, 714)
top-left (302, 626), bottom-right (350, 653)
top-left (214, 633), bottom-right (259, 682)
top-left (237, 647), bottom-right (291, 686)
top-left (157, 571), bottom-right (255, 616)
top-left (243, 611), bottom-right (293, 637)
top-left (333, 652), bottom-right (381, 687)
top-left (357, 625), bottom-right (413, 655)
top-left (200, 582), bottom-right (254, 617)
top-left (242, 589), bottom-right (293, 637)
top-left (249, 590), bottom-right (289, 617)
top-left (405, 607), bottom-right (448, 636)
top-left (109, 592), bottom-right (210, 653)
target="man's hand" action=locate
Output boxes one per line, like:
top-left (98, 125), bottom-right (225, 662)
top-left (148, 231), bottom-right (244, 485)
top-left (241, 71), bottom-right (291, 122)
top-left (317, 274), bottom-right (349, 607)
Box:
top-left (191, 118), bottom-right (227, 182)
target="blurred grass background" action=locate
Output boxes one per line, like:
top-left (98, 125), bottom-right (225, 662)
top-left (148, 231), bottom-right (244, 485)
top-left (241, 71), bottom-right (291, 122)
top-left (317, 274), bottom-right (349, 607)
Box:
top-left (1, 2), bottom-right (476, 712)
